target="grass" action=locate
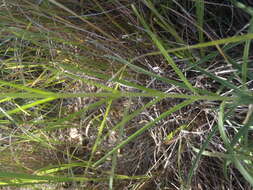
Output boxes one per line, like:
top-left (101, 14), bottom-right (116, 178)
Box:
top-left (0, 0), bottom-right (253, 189)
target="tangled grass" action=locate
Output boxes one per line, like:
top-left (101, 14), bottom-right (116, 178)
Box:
top-left (0, 0), bottom-right (253, 189)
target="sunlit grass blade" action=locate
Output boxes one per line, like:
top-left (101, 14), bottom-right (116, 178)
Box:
top-left (0, 171), bottom-right (105, 186)
top-left (87, 98), bottom-right (114, 164)
top-left (0, 97), bottom-right (56, 119)
top-left (164, 124), bottom-right (188, 144)
top-left (108, 68), bottom-right (127, 190)
top-left (0, 79), bottom-right (53, 95)
top-left (132, 33), bottom-right (253, 61)
top-left (35, 162), bottom-right (88, 175)
top-left (0, 91), bottom-right (235, 102)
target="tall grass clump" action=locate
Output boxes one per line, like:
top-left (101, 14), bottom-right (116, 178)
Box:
top-left (0, 0), bottom-right (252, 189)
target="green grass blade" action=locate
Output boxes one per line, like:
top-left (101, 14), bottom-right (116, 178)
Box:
top-left (0, 171), bottom-right (104, 186)
top-left (0, 91), bottom-right (235, 101)
top-left (142, 0), bottom-right (184, 44)
top-left (47, 62), bottom-right (163, 94)
top-left (132, 5), bottom-right (197, 94)
top-left (230, 0), bottom-right (253, 16)
top-left (218, 102), bottom-right (253, 186)
top-left (47, 0), bottom-right (115, 40)
top-left (190, 64), bottom-right (243, 94)
top-left (103, 98), bottom-right (163, 141)
top-left (186, 126), bottom-right (218, 188)
top-left (87, 77), bottom-right (122, 170)
top-left (242, 18), bottom-right (253, 86)
top-left (106, 55), bottom-right (215, 96)
top-left (39, 99), bottom-right (107, 131)
top-left (132, 33), bottom-right (253, 61)
top-left (0, 79), bottom-right (53, 95)
top-left (0, 97), bottom-right (56, 119)
top-left (93, 99), bottom-right (196, 167)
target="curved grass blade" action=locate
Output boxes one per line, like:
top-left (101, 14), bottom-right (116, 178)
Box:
top-left (230, 0), bottom-right (253, 16)
top-left (218, 102), bottom-right (253, 186)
